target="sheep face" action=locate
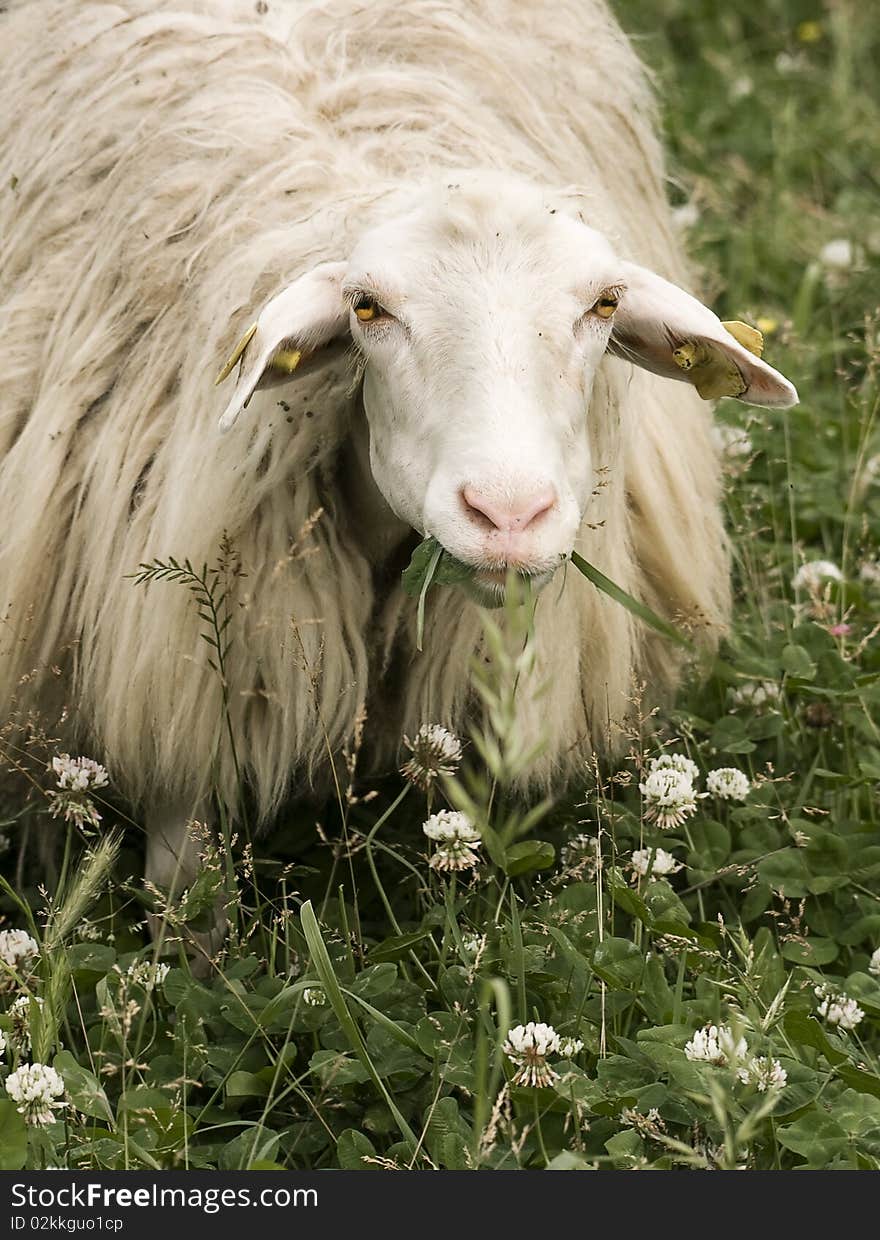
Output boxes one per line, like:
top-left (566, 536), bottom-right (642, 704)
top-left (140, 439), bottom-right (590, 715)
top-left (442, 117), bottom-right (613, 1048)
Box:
top-left (346, 183), bottom-right (615, 594)
top-left (219, 176), bottom-right (797, 599)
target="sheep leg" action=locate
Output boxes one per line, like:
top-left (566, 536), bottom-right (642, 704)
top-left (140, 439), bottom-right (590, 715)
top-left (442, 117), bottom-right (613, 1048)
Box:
top-left (145, 802), bottom-right (227, 970)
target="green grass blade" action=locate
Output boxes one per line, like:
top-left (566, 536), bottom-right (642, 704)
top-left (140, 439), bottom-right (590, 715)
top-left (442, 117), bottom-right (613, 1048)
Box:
top-left (570, 550), bottom-right (692, 650)
top-left (416, 541), bottom-right (443, 652)
top-left (300, 900), bottom-right (418, 1151)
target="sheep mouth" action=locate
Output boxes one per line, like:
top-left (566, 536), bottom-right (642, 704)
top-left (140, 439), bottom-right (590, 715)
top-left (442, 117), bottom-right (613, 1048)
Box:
top-left (468, 562), bottom-right (559, 602)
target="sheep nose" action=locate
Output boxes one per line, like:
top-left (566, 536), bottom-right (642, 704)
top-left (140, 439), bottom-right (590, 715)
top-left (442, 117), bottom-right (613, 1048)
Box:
top-left (461, 484), bottom-right (556, 533)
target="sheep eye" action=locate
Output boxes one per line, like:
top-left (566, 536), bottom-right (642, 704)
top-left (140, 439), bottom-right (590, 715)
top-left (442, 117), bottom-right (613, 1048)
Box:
top-left (352, 292), bottom-right (382, 322)
top-left (591, 292), bottom-right (620, 320)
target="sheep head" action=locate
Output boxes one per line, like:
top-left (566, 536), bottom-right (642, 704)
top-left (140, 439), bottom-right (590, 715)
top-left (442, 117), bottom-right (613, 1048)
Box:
top-left (217, 174), bottom-right (797, 597)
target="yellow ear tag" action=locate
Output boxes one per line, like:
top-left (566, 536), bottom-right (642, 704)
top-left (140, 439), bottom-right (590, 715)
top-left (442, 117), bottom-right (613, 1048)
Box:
top-left (721, 320), bottom-right (764, 357)
top-left (214, 322), bottom-right (258, 386)
top-left (673, 340), bottom-right (748, 400)
top-left (267, 348), bottom-right (302, 376)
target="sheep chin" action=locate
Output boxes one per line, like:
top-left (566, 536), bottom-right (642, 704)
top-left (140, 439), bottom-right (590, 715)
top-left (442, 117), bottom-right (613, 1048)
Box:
top-left (463, 566), bottom-right (558, 608)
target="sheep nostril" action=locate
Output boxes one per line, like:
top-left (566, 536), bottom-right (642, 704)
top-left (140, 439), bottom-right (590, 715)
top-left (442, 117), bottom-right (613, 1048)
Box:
top-left (461, 484), bottom-right (557, 533)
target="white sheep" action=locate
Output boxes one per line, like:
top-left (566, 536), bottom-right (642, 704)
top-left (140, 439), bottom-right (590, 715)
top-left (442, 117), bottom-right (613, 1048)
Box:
top-left (0, 0), bottom-right (796, 902)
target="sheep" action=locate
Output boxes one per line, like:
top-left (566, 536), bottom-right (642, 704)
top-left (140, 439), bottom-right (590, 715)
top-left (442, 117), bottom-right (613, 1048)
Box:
top-left (0, 0), bottom-right (796, 904)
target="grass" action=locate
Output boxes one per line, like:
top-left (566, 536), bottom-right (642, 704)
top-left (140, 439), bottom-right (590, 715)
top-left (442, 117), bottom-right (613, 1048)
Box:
top-left (1, 0), bottom-right (879, 1171)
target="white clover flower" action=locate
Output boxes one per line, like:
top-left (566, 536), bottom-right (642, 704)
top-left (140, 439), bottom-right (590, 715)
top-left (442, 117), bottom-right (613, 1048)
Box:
top-left (869, 947), bottom-right (880, 977)
top-left (730, 680), bottom-right (781, 710)
top-left (815, 986), bottom-right (864, 1030)
top-left (422, 810), bottom-right (481, 874)
top-left (706, 767), bottom-right (751, 802)
top-left (125, 960), bottom-right (170, 990)
top-left (775, 50), bottom-right (807, 75)
top-left (5, 1062), bottom-right (66, 1126)
top-left (737, 1056), bottom-right (788, 1092)
top-left (9, 993), bottom-right (44, 1054)
top-left (860, 560), bottom-right (880, 586)
top-left (792, 560), bottom-right (843, 592)
top-left (51, 755), bottom-right (109, 793)
top-left (47, 792), bottom-right (103, 832)
top-left (649, 753), bottom-right (701, 783)
top-left (620, 1106), bottom-right (666, 1138)
top-left (0, 1028), bottom-right (6, 1057)
top-left (729, 74), bottom-right (754, 100)
top-left (48, 755), bottom-right (109, 833)
top-left (639, 767), bottom-right (700, 831)
top-left (430, 841), bottom-right (482, 874)
top-left (819, 239), bottom-right (856, 271)
top-left (630, 847), bottom-right (682, 878)
top-left (302, 987), bottom-right (326, 1007)
top-left (460, 932), bottom-right (485, 958)
top-left (422, 810), bottom-right (478, 843)
top-left (684, 1024), bottom-right (748, 1067)
top-left (503, 1022), bottom-right (561, 1088)
top-left (671, 201), bottom-right (700, 230)
top-left (0, 929), bottom-right (39, 974)
top-left (558, 1036), bottom-right (584, 1058)
top-left (713, 424), bottom-right (753, 459)
top-left (401, 724), bottom-right (462, 791)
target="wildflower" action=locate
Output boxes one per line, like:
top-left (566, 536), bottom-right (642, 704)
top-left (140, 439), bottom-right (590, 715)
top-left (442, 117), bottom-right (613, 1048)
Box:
top-left (827, 622), bottom-right (851, 637)
top-left (0, 929), bottom-right (39, 983)
top-left (792, 560), bottom-right (843, 591)
top-left (52, 755), bottom-right (109, 793)
top-left (729, 75), bottom-right (753, 100)
top-left (797, 20), bottom-right (823, 42)
top-left (818, 239), bottom-right (855, 271)
top-left (9, 994), bottom-right (44, 1054)
top-left (860, 560), bottom-right (880, 585)
top-left (713, 424), bottom-right (752, 459)
top-left (401, 724), bottom-right (462, 791)
top-left (558, 1036), bottom-right (584, 1058)
top-left (671, 201), bottom-right (699, 230)
top-left (430, 841), bottom-right (482, 874)
top-left (5, 1063), bottom-right (66, 1126)
top-left (422, 810), bottom-right (481, 874)
top-left (631, 847), bottom-right (682, 878)
top-left (302, 987), bottom-right (326, 1007)
top-left (649, 752), bottom-right (700, 783)
top-left (706, 767), bottom-right (751, 802)
top-left (684, 1024), bottom-right (748, 1067)
top-left (755, 316), bottom-right (778, 336)
top-left (47, 754), bottom-right (109, 832)
top-left (775, 51), bottom-right (806, 75)
top-left (639, 767), bottom-right (700, 831)
top-left (125, 960), bottom-right (170, 990)
top-left (730, 680), bottom-right (780, 710)
top-left (737, 1057), bottom-right (788, 1092)
top-left (869, 947), bottom-right (880, 977)
top-left (815, 986), bottom-right (864, 1030)
top-left (503, 1022), bottom-right (561, 1088)
top-left (621, 1107), bottom-right (666, 1139)
top-left (460, 932), bottom-right (485, 958)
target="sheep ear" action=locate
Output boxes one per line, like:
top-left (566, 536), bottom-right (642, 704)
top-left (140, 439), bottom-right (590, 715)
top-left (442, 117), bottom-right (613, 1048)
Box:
top-left (216, 261), bottom-right (350, 431)
top-left (608, 261), bottom-right (798, 409)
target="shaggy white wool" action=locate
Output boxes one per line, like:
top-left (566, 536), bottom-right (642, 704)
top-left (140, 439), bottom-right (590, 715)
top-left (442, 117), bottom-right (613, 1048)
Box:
top-left (0, 0), bottom-right (731, 820)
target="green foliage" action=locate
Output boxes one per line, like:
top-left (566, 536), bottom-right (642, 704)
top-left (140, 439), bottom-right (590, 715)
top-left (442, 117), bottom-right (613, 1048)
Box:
top-left (1, 0), bottom-right (879, 1173)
